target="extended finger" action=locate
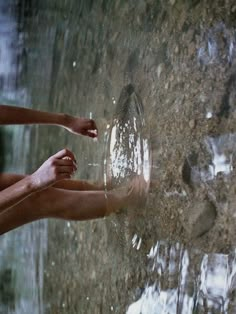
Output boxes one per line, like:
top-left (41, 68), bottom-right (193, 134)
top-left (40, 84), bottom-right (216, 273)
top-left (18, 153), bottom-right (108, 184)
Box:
top-left (58, 166), bottom-right (75, 173)
top-left (53, 149), bottom-right (76, 162)
top-left (57, 159), bottom-right (77, 168)
top-left (87, 130), bottom-right (98, 138)
top-left (58, 173), bottom-right (72, 180)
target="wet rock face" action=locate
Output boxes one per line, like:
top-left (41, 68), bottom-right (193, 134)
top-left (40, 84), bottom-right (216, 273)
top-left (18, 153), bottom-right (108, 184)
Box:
top-left (115, 84), bottom-right (144, 119)
top-left (218, 72), bottom-right (236, 119)
top-left (182, 152), bottom-right (199, 187)
top-left (183, 200), bottom-right (217, 238)
top-left (19, 0), bottom-right (236, 312)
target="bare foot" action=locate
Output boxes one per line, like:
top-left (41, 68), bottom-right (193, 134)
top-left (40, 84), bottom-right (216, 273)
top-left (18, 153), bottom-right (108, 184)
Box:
top-left (126, 175), bottom-right (149, 208)
top-left (106, 175), bottom-right (149, 215)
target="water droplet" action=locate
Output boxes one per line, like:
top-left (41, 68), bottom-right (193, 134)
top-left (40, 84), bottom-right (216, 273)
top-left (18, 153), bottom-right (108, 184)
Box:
top-left (206, 112), bottom-right (213, 119)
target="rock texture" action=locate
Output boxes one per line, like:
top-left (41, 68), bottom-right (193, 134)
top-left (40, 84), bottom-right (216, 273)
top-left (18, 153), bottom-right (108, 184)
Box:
top-left (18, 0), bottom-right (236, 312)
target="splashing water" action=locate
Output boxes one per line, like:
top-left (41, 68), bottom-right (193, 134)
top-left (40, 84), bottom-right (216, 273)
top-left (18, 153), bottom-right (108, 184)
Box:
top-left (104, 84), bottom-right (151, 205)
top-left (127, 241), bottom-right (236, 314)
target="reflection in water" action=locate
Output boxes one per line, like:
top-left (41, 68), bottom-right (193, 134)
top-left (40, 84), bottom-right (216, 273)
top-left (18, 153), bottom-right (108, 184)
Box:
top-left (127, 241), bottom-right (236, 314)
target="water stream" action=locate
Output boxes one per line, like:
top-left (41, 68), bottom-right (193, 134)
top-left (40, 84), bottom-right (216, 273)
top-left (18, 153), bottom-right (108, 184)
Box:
top-left (1, 0), bottom-right (236, 313)
top-left (0, 1), bottom-right (47, 313)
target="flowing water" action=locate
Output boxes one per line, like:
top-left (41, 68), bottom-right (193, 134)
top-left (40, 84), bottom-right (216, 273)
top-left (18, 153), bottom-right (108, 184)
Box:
top-left (1, 0), bottom-right (236, 313)
top-left (0, 1), bottom-right (47, 313)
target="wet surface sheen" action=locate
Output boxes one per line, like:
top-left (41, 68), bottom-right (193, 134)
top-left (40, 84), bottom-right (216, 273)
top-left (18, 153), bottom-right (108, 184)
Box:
top-left (1, 0), bottom-right (236, 313)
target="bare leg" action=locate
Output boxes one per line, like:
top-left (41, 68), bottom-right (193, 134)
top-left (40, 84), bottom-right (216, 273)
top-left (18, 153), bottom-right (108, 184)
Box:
top-left (0, 173), bottom-right (103, 191)
top-left (0, 173), bottom-right (146, 235)
top-left (0, 186), bottom-right (128, 235)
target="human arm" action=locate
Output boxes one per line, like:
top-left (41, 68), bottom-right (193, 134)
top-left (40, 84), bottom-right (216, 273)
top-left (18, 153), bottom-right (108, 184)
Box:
top-left (0, 149), bottom-right (77, 213)
top-left (0, 174), bottom-right (104, 191)
top-left (0, 104), bottom-right (98, 138)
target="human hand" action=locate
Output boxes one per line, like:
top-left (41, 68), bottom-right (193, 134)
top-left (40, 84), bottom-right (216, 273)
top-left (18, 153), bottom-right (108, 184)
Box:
top-left (63, 115), bottom-right (98, 138)
top-left (30, 149), bottom-right (77, 190)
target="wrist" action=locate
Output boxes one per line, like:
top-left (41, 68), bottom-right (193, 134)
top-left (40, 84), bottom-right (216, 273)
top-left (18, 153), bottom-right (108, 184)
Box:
top-left (25, 174), bottom-right (42, 192)
top-left (60, 113), bottom-right (73, 128)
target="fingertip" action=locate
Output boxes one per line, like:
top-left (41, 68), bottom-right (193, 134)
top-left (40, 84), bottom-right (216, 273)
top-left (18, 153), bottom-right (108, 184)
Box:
top-left (65, 148), bottom-right (76, 162)
top-left (88, 129), bottom-right (98, 138)
top-left (89, 134), bottom-right (98, 139)
top-left (90, 121), bottom-right (98, 132)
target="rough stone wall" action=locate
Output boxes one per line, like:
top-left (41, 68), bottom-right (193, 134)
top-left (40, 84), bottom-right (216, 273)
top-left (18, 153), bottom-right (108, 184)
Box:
top-left (21, 0), bottom-right (236, 313)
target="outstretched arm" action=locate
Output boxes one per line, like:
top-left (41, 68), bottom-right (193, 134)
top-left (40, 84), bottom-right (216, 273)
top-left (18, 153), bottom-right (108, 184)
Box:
top-left (0, 149), bottom-right (77, 214)
top-left (0, 173), bottom-right (104, 191)
top-left (0, 104), bottom-right (98, 138)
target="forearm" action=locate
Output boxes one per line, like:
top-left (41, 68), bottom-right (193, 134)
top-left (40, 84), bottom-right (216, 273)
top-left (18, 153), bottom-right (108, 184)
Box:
top-left (0, 173), bottom-right (103, 191)
top-left (0, 176), bottom-right (37, 214)
top-left (0, 104), bottom-right (68, 126)
top-left (53, 179), bottom-right (103, 191)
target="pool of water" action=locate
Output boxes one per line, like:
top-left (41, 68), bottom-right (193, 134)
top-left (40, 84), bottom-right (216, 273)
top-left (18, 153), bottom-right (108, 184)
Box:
top-left (1, 0), bottom-right (236, 313)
